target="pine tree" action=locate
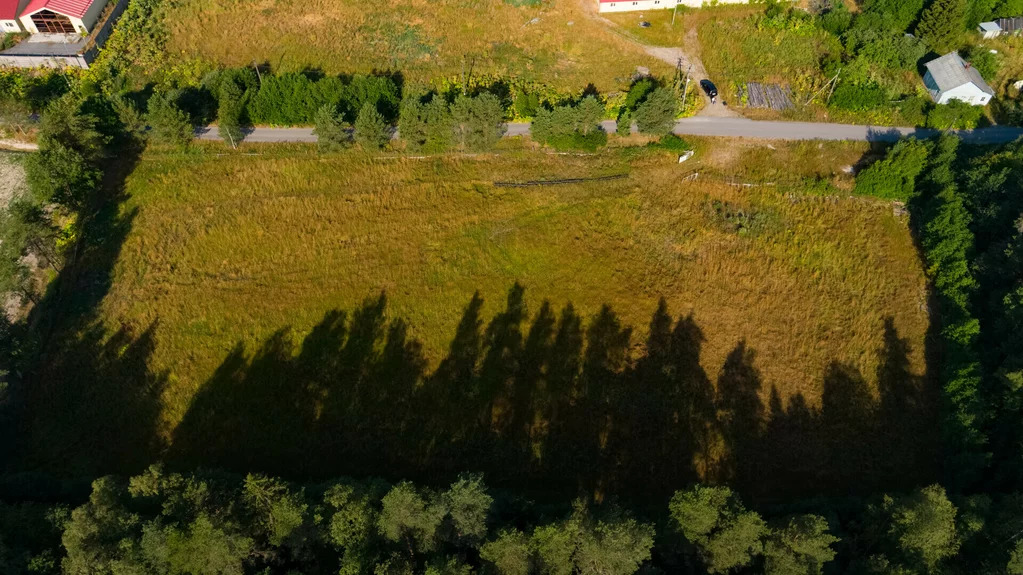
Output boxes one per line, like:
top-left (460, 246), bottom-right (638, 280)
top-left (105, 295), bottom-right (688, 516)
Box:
top-left (314, 104), bottom-right (349, 152)
top-left (353, 103), bottom-right (390, 150)
top-left (633, 88), bottom-right (680, 136)
top-left (146, 93), bottom-right (194, 148)
top-left (916, 0), bottom-right (967, 54)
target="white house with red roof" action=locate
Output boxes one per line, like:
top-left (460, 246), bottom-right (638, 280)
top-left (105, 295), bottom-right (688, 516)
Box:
top-left (0, 0), bottom-right (29, 32)
top-left (598, 0), bottom-right (746, 13)
top-left (17, 0), bottom-right (108, 34)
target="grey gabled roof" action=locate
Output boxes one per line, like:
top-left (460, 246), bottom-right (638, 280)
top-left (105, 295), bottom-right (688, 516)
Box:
top-left (979, 21), bottom-right (1001, 32)
top-left (924, 52), bottom-right (995, 96)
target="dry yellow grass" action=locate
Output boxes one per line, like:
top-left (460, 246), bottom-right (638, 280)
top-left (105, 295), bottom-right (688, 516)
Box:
top-left (162, 0), bottom-right (672, 92)
top-left (98, 142), bottom-right (929, 445)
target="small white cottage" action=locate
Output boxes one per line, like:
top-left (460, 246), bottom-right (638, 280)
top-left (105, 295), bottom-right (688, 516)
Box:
top-left (922, 52), bottom-right (995, 106)
top-left (979, 21), bottom-right (1002, 39)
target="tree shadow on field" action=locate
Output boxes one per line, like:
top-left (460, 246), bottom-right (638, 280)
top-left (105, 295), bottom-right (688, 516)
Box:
top-left (170, 285), bottom-right (940, 503)
top-left (9, 141), bottom-right (171, 479)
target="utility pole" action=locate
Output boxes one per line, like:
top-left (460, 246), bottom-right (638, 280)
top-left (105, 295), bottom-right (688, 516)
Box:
top-left (672, 0), bottom-right (680, 26)
top-left (253, 61), bottom-right (263, 86)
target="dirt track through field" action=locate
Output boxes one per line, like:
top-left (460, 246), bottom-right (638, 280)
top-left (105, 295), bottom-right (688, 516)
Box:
top-left (579, 0), bottom-right (740, 117)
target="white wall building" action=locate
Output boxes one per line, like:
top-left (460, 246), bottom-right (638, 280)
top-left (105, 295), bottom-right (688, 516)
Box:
top-left (18, 0), bottom-right (108, 35)
top-left (0, 0), bottom-right (28, 32)
top-left (979, 21), bottom-right (1002, 39)
top-left (598, 0), bottom-right (748, 13)
top-left (923, 52), bottom-right (995, 106)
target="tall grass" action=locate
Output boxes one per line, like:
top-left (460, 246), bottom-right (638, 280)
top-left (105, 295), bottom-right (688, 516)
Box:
top-left (99, 142), bottom-right (929, 443)
top-left (162, 0), bottom-right (672, 92)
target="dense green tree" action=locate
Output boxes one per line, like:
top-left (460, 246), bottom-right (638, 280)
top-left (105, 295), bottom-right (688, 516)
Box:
top-left (669, 486), bottom-right (767, 574)
top-left (25, 96), bottom-right (106, 210)
top-left (623, 79), bottom-right (655, 113)
top-left (514, 91), bottom-right (541, 118)
top-left (572, 513), bottom-right (654, 575)
top-left (378, 482), bottom-right (446, 555)
top-left (863, 0), bottom-right (926, 32)
top-left (819, 0), bottom-right (853, 35)
top-left (876, 485), bottom-right (961, 573)
top-left (531, 96), bottom-right (607, 151)
top-left (242, 475), bottom-right (311, 551)
top-left (398, 97), bottom-right (427, 151)
top-left (529, 505), bottom-right (653, 575)
top-left (61, 477), bottom-right (139, 575)
top-left (1009, 539), bottom-right (1023, 574)
top-left (855, 139), bottom-right (931, 201)
top-left (217, 81), bottom-right (246, 148)
top-left (313, 104), bottom-right (349, 152)
top-left (422, 98), bottom-right (454, 152)
top-left (141, 515), bottom-right (253, 575)
top-left (615, 110), bottom-right (632, 136)
top-left (398, 96), bottom-right (453, 152)
top-left (451, 93), bottom-right (505, 151)
top-left (531, 522), bottom-right (576, 575)
top-left (480, 529), bottom-right (531, 575)
top-left (633, 88), bottom-right (679, 136)
top-left (915, 0), bottom-right (967, 54)
top-left (354, 102), bottom-right (390, 150)
top-left (442, 474), bottom-right (492, 546)
top-left (763, 515), bottom-right (838, 575)
top-left (146, 93), bottom-right (193, 147)
top-left (0, 198), bottom-right (62, 305)
top-left (912, 136), bottom-right (987, 485)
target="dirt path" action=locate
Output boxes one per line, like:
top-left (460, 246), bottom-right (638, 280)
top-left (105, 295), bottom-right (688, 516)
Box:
top-left (0, 139), bottom-right (38, 151)
top-left (578, 0), bottom-right (740, 117)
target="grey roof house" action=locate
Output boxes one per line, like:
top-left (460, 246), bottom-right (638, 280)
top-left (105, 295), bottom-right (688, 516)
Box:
top-left (922, 52), bottom-right (995, 106)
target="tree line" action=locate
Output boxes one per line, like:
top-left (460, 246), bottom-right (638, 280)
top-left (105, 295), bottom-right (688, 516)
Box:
top-left (856, 135), bottom-right (1023, 491)
top-left (138, 69), bottom-right (684, 153)
top-left (6, 464), bottom-right (1023, 575)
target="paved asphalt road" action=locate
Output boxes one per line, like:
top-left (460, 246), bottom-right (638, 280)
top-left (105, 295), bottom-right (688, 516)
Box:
top-left (196, 118), bottom-right (1023, 145)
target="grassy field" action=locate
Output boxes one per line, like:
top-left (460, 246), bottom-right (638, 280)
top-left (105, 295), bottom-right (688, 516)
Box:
top-left (88, 140), bottom-right (930, 445)
top-left (160, 0), bottom-right (671, 93)
top-left (697, 7), bottom-right (841, 101)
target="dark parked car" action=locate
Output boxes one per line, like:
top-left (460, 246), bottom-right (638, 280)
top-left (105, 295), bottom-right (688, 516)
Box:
top-left (700, 79), bottom-right (718, 102)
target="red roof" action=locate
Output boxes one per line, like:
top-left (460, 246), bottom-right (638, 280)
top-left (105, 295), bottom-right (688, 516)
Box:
top-left (20, 0), bottom-right (97, 19)
top-left (0, 0), bottom-right (23, 20)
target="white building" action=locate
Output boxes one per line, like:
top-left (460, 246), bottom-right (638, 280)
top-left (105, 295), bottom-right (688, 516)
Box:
top-left (0, 0), bottom-right (28, 32)
top-left (922, 52), bottom-right (995, 106)
top-left (18, 0), bottom-right (108, 35)
top-left (979, 21), bottom-right (1002, 39)
top-left (598, 0), bottom-right (748, 13)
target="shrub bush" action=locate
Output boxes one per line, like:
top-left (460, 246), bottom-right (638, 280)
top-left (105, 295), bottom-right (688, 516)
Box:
top-left (926, 100), bottom-right (985, 130)
top-left (854, 139), bottom-right (931, 201)
top-left (830, 82), bottom-right (887, 111)
top-left (544, 131), bottom-right (608, 152)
